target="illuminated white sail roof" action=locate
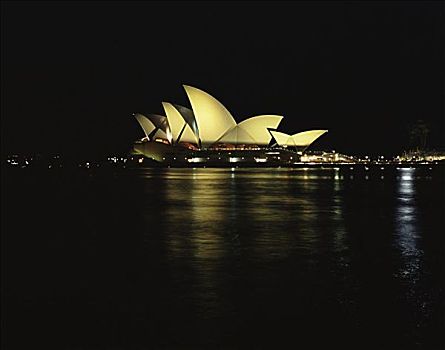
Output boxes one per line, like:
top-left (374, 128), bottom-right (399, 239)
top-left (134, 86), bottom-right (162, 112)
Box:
top-left (237, 115), bottom-right (283, 145)
top-left (183, 85), bottom-right (237, 147)
top-left (292, 130), bottom-right (327, 146)
top-left (269, 131), bottom-right (292, 146)
top-left (134, 113), bottom-right (156, 140)
top-left (135, 86), bottom-right (327, 151)
top-left (135, 113), bottom-right (172, 143)
top-left (162, 102), bottom-right (199, 145)
top-left (172, 104), bottom-right (199, 140)
top-left (148, 114), bottom-right (172, 144)
top-left (218, 126), bottom-right (257, 144)
top-left (162, 102), bottom-right (183, 142)
top-left (153, 128), bottom-right (169, 141)
top-left (179, 124), bottom-right (199, 144)
top-left (217, 115), bottom-right (283, 145)
top-left (271, 130), bottom-right (327, 147)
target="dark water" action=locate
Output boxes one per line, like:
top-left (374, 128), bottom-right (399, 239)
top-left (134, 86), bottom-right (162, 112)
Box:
top-left (2, 166), bottom-right (444, 349)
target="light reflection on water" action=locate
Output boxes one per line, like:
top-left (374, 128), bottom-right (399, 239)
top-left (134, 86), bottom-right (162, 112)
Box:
top-left (5, 165), bottom-right (444, 348)
top-left (141, 168), bottom-right (350, 318)
top-left (395, 168), bottom-right (422, 272)
top-left (129, 167), bottom-right (443, 345)
top-left (394, 167), bottom-right (429, 327)
top-left (136, 167), bottom-right (437, 270)
top-left (153, 168), bottom-right (348, 261)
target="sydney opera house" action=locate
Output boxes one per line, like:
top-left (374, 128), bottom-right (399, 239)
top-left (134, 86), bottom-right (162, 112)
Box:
top-left (132, 85), bottom-right (327, 165)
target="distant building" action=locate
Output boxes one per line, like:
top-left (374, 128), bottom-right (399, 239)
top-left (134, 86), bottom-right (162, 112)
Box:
top-left (300, 151), bottom-right (356, 163)
top-left (397, 150), bottom-right (445, 162)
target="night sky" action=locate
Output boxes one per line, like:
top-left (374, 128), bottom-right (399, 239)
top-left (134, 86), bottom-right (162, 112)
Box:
top-left (2, 1), bottom-right (444, 158)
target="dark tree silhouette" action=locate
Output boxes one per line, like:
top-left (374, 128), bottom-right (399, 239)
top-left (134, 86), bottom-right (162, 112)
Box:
top-left (408, 119), bottom-right (430, 150)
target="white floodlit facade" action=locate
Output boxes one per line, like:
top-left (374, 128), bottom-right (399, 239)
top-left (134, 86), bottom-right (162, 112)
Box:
top-left (183, 85), bottom-right (237, 147)
top-left (134, 113), bottom-right (156, 140)
top-left (291, 130), bottom-right (328, 146)
top-left (162, 102), bottom-right (199, 145)
top-left (218, 115), bottom-right (283, 145)
top-left (133, 85), bottom-right (327, 158)
top-left (134, 113), bottom-right (172, 143)
top-left (270, 130), bottom-right (328, 148)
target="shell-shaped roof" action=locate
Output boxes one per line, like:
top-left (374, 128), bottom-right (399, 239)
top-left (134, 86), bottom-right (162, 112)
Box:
top-left (271, 130), bottom-right (327, 147)
top-left (183, 85), bottom-right (237, 147)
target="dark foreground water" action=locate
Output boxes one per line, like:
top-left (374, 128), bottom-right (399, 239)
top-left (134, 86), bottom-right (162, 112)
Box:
top-left (2, 166), bottom-right (444, 349)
